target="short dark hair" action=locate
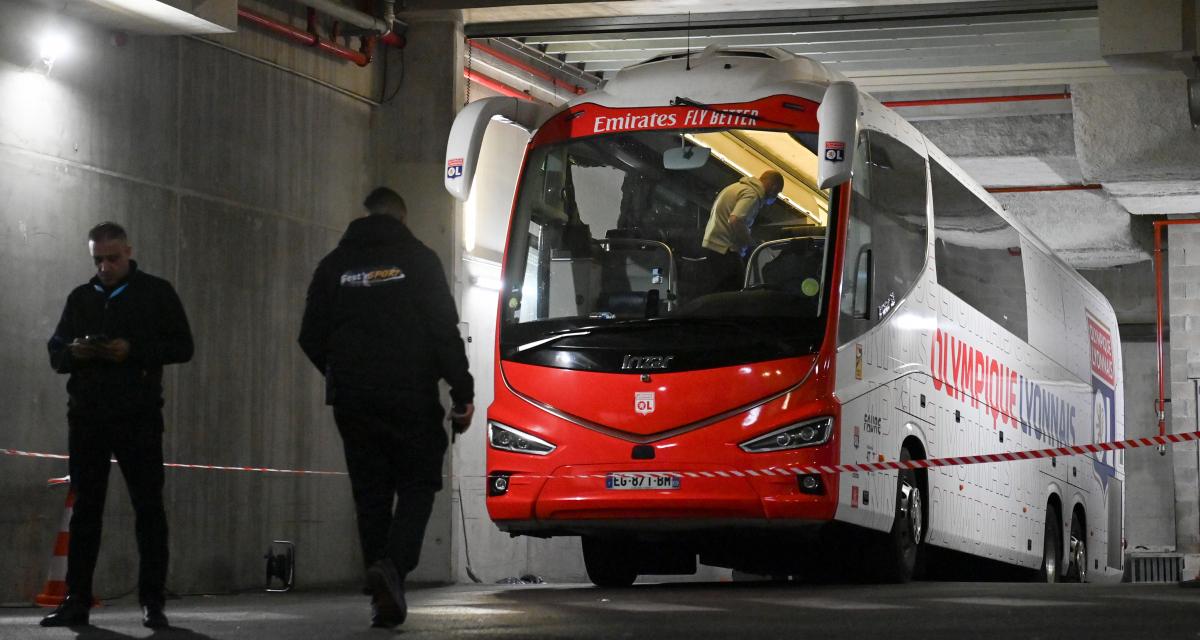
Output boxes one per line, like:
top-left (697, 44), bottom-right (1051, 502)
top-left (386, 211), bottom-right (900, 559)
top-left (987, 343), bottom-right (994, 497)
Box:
top-left (363, 187), bottom-right (407, 217)
top-left (88, 222), bottom-right (127, 243)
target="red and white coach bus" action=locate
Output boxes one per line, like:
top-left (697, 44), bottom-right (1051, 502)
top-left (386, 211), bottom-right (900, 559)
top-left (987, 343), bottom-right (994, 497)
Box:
top-left (445, 46), bottom-right (1124, 585)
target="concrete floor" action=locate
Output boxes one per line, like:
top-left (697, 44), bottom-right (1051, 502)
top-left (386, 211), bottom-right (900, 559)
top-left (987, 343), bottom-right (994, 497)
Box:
top-left (3, 580), bottom-right (1199, 639)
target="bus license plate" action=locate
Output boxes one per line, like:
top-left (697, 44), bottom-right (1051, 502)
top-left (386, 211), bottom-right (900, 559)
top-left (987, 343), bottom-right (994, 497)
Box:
top-left (605, 472), bottom-right (680, 490)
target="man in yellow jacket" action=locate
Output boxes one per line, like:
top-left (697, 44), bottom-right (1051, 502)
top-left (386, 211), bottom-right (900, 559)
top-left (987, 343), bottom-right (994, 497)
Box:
top-left (701, 170), bottom-right (784, 292)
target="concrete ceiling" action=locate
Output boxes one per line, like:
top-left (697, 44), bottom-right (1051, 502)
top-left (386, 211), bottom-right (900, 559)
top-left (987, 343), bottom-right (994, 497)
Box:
top-left (450, 0), bottom-right (1200, 269)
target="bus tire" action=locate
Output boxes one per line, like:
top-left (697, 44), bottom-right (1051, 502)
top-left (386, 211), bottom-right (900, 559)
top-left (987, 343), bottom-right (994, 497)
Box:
top-left (582, 536), bottom-right (638, 587)
top-left (1039, 507), bottom-right (1061, 583)
top-left (1067, 513), bottom-right (1087, 583)
top-left (881, 446), bottom-right (923, 583)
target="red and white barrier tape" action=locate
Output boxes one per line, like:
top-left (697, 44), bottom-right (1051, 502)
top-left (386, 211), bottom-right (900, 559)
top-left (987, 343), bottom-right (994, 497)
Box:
top-left (512, 429), bottom-right (1200, 480)
top-left (5, 430), bottom-right (1198, 481)
top-left (0, 448), bottom-right (346, 477)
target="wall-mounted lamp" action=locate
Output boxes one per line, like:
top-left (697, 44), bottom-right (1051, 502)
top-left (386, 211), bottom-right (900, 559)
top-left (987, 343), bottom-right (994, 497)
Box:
top-left (34, 31), bottom-right (69, 76)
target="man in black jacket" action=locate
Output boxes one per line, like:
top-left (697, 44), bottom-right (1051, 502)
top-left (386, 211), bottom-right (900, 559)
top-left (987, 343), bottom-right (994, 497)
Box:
top-left (42, 222), bottom-right (193, 629)
top-left (299, 187), bottom-right (474, 629)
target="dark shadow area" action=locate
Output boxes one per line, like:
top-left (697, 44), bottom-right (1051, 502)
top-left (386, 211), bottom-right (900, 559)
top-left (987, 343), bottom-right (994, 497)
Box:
top-left (66, 624), bottom-right (219, 640)
top-left (68, 627), bottom-right (138, 640)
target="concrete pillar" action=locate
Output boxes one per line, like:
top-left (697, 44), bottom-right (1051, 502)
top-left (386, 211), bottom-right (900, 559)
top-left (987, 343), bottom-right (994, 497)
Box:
top-left (369, 15), bottom-right (465, 583)
top-left (1168, 224), bottom-right (1200, 553)
top-left (1073, 77), bottom-right (1200, 184)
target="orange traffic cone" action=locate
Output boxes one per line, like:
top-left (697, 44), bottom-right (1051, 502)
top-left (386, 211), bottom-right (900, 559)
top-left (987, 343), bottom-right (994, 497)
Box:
top-left (35, 488), bottom-right (74, 607)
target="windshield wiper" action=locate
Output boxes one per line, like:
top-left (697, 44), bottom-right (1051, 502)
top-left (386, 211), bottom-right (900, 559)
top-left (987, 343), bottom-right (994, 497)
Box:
top-left (515, 317), bottom-right (792, 353)
top-left (516, 330), bottom-right (594, 353)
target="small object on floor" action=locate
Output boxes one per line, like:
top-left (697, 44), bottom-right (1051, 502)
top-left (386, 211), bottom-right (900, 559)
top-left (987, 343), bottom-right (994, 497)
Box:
top-left (265, 540), bottom-right (296, 592)
top-left (495, 574), bottom-right (545, 585)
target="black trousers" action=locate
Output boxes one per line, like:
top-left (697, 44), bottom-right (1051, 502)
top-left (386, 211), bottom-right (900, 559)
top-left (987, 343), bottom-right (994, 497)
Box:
top-left (66, 412), bottom-right (168, 606)
top-left (703, 248), bottom-right (745, 293)
top-left (333, 395), bottom-right (448, 576)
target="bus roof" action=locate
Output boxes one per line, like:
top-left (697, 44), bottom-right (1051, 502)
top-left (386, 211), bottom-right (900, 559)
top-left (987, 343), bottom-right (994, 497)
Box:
top-left (567, 45), bottom-right (848, 110)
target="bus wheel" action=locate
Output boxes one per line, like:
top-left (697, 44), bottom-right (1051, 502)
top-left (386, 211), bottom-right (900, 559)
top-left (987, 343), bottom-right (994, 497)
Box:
top-left (582, 536), bottom-right (637, 587)
top-left (1039, 508), bottom-right (1061, 583)
top-left (881, 446), bottom-right (923, 583)
top-left (1067, 515), bottom-right (1088, 583)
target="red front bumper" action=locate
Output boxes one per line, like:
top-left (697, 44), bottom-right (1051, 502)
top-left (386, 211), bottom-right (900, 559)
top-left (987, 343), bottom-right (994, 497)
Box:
top-left (485, 367), bottom-right (840, 535)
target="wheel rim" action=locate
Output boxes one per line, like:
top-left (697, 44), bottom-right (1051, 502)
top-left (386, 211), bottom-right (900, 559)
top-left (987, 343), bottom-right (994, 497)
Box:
top-left (1071, 535), bottom-right (1087, 582)
top-left (905, 483), bottom-right (923, 544)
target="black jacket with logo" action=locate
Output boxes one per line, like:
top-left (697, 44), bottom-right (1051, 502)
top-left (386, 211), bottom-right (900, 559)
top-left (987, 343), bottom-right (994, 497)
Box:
top-left (298, 214), bottom-right (474, 408)
top-left (48, 262), bottom-right (194, 420)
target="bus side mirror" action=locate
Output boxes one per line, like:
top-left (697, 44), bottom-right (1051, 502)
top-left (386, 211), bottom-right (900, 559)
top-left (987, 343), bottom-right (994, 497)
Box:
top-left (444, 97), bottom-right (549, 201)
top-left (817, 81), bottom-right (858, 190)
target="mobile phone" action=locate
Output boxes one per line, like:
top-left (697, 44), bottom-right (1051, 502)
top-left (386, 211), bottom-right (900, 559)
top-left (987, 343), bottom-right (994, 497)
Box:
top-left (82, 334), bottom-right (109, 345)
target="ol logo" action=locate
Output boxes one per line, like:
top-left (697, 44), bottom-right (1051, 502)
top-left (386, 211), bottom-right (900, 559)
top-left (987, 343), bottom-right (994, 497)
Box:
top-left (824, 141), bottom-right (845, 162)
top-left (634, 391), bottom-right (656, 416)
top-left (446, 157), bottom-right (464, 179)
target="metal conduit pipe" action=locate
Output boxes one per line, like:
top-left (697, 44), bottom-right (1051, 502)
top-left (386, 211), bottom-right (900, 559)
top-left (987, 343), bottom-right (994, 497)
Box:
top-left (984, 184), bottom-right (1103, 193)
top-left (882, 92), bottom-right (1071, 108)
top-left (290, 0), bottom-right (396, 36)
top-left (464, 68), bottom-right (536, 103)
top-left (471, 41), bottom-right (587, 96)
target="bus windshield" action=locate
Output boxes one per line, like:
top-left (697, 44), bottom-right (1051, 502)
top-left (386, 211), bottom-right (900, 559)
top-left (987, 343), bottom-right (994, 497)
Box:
top-left (500, 125), bottom-right (835, 373)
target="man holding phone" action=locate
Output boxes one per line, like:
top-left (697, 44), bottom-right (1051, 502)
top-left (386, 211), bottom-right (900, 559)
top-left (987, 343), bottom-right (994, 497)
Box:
top-left (299, 187), bottom-right (473, 629)
top-left (43, 222), bottom-right (193, 628)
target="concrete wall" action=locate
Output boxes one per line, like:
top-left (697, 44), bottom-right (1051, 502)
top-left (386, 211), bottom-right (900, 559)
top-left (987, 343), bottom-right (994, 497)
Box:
top-left (366, 17), bottom-right (465, 584)
top-left (0, 0), bottom-right (388, 603)
top-left (1169, 225), bottom-right (1200, 553)
top-left (1082, 262), bottom-right (1179, 551)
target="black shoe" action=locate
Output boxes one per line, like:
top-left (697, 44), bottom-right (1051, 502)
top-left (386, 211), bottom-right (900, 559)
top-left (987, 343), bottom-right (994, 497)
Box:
top-left (369, 599), bottom-right (404, 629)
top-left (40, 596), bottom-right (91, 627)
top-left (366, 559), bottom-right (406, 627)
top-left (142, 604), bottom-right (169, 629)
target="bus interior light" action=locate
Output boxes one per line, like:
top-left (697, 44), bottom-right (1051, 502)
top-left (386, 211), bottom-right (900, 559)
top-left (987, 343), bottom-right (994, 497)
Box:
top-left (489, 421), bottom-right (556, 456)
top-left (739, 417), bottom-right (833, 453)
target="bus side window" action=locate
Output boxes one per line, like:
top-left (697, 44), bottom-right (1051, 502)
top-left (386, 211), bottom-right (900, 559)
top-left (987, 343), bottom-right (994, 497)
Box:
top-left (838, 129), bottom-right (928, 343)
top-left (931, 160), bottom-right (1028, 340)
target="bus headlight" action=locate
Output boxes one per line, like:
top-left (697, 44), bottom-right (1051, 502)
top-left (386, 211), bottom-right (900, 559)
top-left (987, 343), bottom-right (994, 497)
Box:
top-left (739, 417), bottom-right (833, 453)
top-left (488, 422), bottom-right (556, 456)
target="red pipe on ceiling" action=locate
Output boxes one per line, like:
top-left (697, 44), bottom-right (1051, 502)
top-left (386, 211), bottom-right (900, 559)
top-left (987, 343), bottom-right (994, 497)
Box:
top-left (883, 92), bottom-right (1071, 108)
top-left (237, 6), bottom-right (404, 66)
top-left (238, 6), bottom-right (368, 65)
top-left (464, 68), bottom-right (535, 102)
top-left (985, 183), bottom-right (1103, 194)
top-left (470, 41), bottom-right (587, 96)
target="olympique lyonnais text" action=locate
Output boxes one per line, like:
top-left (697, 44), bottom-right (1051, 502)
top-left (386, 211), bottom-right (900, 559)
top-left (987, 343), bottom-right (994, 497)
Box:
top-left (930, 328), bottom-right (1077, 445)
